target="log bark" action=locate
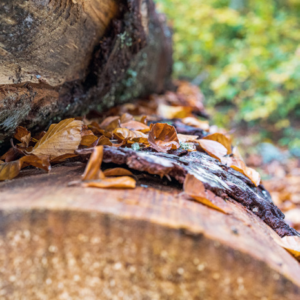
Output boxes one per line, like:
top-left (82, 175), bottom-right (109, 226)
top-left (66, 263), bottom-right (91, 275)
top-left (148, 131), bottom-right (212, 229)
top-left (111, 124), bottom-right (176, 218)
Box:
top-left (0, 163), bottom-right (300, 299)
top-left (0, 0), bottom-right (172, 150)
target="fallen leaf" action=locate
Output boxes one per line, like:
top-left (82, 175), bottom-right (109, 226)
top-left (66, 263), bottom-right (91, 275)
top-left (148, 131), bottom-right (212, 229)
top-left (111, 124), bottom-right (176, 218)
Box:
top-left (83, 176), bottom-right (136, 189)
top-left (113, 128), bottom-right (147, 142)
top-left (197, 139), bottom-right (227, 161)
top-left (274, 235), bottom-right (300, 261)
top-left (183, 174), bottom-right (227, 213)
top-left (181, 117), bottom-right (210, 131)
top-left (203, 133), bottom-right (232, 154)
top-left (120, 113), bottom-right (133, 123)
top-left (82, 146), bottom-right (105, 181)
top-left (14, 126), bottom-right (31, 145)
top-left (103, 168), bottom-right (135, 177)
top-left (99, 116), bottom-right (120, 129)
top-left (0, 155), bottom-right (50, 181)
top-left (50, 154), bottom-right (78, 164)
top-left (97, 136), bottom-right (113, 146)
top-left (1, 146), bottom-right (25, 162)
top-left (31, 119), bottom-right (83, 159)
top-left (222, 157), bottom-right (261, 186)
top-left (80, 135), bottom-right (99, 147)
top-left (157, 104), bottom-right (192, 119)
top-left (121, 120), bottom-right (150, 133)
top-left (177, 134), bottom-right (199, 143)
top-left (148, 123), bottom-right (180, 153)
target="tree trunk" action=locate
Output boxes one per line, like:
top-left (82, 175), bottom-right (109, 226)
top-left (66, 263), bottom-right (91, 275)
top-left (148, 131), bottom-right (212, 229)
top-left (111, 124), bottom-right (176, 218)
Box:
top-left (0, 0), bottom-right (172, 150)
top-left (0, 162), bottom-right (299, 300)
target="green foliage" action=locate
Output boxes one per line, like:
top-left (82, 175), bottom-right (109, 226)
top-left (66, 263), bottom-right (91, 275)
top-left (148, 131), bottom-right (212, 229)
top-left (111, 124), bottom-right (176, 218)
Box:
top-left (156, 0), bottom-right (300, 137)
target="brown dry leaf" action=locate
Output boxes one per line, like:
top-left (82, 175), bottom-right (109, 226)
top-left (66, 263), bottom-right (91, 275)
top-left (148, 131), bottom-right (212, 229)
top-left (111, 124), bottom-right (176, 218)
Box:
top-left (80, 135), bottom-right (98, 147)
top-left (203, 133), bottom-right (232, 154)
top-left (197, 139), bottom-right (227, 161)
top-left (0, 155), bottom-right (50, 181)
top-left (31, 119), bottom-right (83, 159)
top-left (1, 147), bottom-right (25, 162)
top-left (181, 117), bottom-right (210, 131)
top-left (177, 134), bottom-right (199, 143)
top-left (103, 168), bottom-right (134, 177)
top-left (83, 176), bottom-right (136, 189)
top-left (157, 104), bottom-right (192, 119)
top-left (99, 116), bottom-right (120, 129)
top-left (121, 120), bottom-right (150, 133)
top-left (113, 128), bottom-right (147, 142)
top-left (183, 174), bottom-right (227, 213)
top-left (14, 126), bottom-right (31, 146)
top-left (50, 154), bottom-right (78, 164)
top-left (274, 235), bottom-right (300, 261)
top-left (148, 123), bottom-right (180, 153)
top-left (222, 157), bottom-right (261, 186)
top-left (120, 113), bottom-right (133, 123)
top-left (97, 136), bottom-right (113, 146)
top-left (82, 146), bottom-right (105, 181)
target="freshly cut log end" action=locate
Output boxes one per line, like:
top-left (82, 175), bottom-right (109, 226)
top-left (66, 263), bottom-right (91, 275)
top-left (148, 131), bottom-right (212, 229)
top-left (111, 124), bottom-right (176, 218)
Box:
top-left (0, 0), bottom-right (173, 151)
top-left (0, 163), bottom-right (299, 300)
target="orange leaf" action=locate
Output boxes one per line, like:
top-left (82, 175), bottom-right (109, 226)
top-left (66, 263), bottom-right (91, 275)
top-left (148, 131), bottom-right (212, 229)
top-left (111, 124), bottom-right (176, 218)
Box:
top-left (0, 155), bottom-right (50, 181)
top-left (148, 123), bottom-right (180, 153)
top-left (197, 139), bottom-right (227, 161)
top-left (82, 146), bottom-right (105, 181)
top-left (97, 136), bottom-right (113, 146)
top-left (274, 235), bottom-right (300, 261)
top-left (50, 154), bottom-right (78, 164)
top-left (183, 174), bottom-right (227, 213)
top-left (99, 116), bottom-right (120, 129)
top-left (14, 126), bottom-right (31, 143)
top-left (120, 113), bottom-right (133, 123)
top-left (80, 135), bottom-right (99, 147)
top-left (221, 157), bottom-right (260, 186)
top-left (181, 117), bottom-right (210, 131)
top-left (103, 168), bottom-right (134, 177)
top-left (31, 119), bottom-right (83, 159)
top-left (203, 133), bottom-right (232, 154)
top-left (83, 176), bottom-right (136, 189)
top-left (121, 120), bottom-right (150, 133)
top-left (113, 128), bottom-right (147, 142)
top-left (177, 134), bottom-right (199, 143)
top-left (157, 104), bottom-right (192, 119)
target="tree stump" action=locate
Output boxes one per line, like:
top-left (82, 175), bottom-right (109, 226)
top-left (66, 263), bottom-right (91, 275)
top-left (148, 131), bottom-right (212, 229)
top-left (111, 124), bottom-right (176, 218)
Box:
top-left (0, 162), bottom-right (299, 300)
top-left (0, 0), bottom-right (172, 149)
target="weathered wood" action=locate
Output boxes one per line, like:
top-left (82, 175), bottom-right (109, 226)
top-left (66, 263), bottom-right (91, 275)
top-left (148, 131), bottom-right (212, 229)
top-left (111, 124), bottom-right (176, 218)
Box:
top-left (0, 163), bottom-right (299, 299)
top-left (0, 0), bottom-right (172, 149)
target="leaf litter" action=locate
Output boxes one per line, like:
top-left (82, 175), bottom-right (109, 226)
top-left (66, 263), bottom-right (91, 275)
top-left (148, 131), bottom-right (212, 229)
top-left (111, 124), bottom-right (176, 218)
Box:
top-left (1, 80), bottom-right (300, 260)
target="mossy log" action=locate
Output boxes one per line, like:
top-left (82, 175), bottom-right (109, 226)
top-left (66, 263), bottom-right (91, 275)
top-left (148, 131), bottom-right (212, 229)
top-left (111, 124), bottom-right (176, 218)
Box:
top-left (0, 0), bottom-right (172, 150)
top-left (0, 163), bottom-right (300, 299)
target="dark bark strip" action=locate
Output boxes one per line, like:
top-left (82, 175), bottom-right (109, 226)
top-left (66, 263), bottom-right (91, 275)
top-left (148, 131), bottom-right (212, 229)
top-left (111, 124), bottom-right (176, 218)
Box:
top-left (92, 146), bottom-right (299, 238)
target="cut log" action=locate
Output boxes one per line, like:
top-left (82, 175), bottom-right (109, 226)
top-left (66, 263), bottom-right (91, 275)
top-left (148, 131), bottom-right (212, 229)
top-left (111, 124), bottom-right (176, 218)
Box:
top-left (0, 0), bottom-right (172, 150)
top-left (0, 163), bottom-right (300, 300)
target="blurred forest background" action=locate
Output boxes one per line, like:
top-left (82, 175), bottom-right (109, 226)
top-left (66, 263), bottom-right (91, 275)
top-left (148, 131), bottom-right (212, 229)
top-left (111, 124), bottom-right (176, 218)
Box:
top-left (156, 0), bottom-right (300, 153)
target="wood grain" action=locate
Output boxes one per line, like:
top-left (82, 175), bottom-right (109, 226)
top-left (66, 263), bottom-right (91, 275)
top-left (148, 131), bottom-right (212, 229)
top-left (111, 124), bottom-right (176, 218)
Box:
top-left (0, 163), bottom-right (299, 299)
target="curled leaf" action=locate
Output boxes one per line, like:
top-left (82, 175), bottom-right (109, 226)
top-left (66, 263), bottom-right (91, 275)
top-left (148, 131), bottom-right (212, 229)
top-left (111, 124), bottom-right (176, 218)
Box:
top-left (83, 176), bottom-right (136, 189)
top-left (274, 235), bottom-right (300, 261)
top-left (14, 126), bottom-right (31, 146)
top-left (183, 174), bottom-right (227, 213)
top-left (222, 157), bottom-right (260, 186)
top-left (97, 136), bottom-right (113, 146)
top-left (197, 139), bottom-right (227, 161)
top-left (103, 168), bottom-right (134, 177)
top-left (99, 116), bottom-right (120, 130)
top-left (177, 134), bottom-right (199, 143)
top-left (148, 123), bottom-right (180, 153)
top-left (203, 133), bottom-right (232, 154)
top-left (0, 155), bottom-right (51, 181)
top-left (120, 113), bottom-right (133, 123)
top-left (81, 135), bottom-right (99, 147)
top-left (31, 119), bottom-right (83, 159)
top-left (157, 104), bottom-right (192, 119)
top-left (181, 117), bottom-right (210, 131)
top-left (82, 146), bottom-right (105, 181)
top-left (121, 120), bottom-right (150, 133)
top-left (113, 128), bottom-right (147, 142)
